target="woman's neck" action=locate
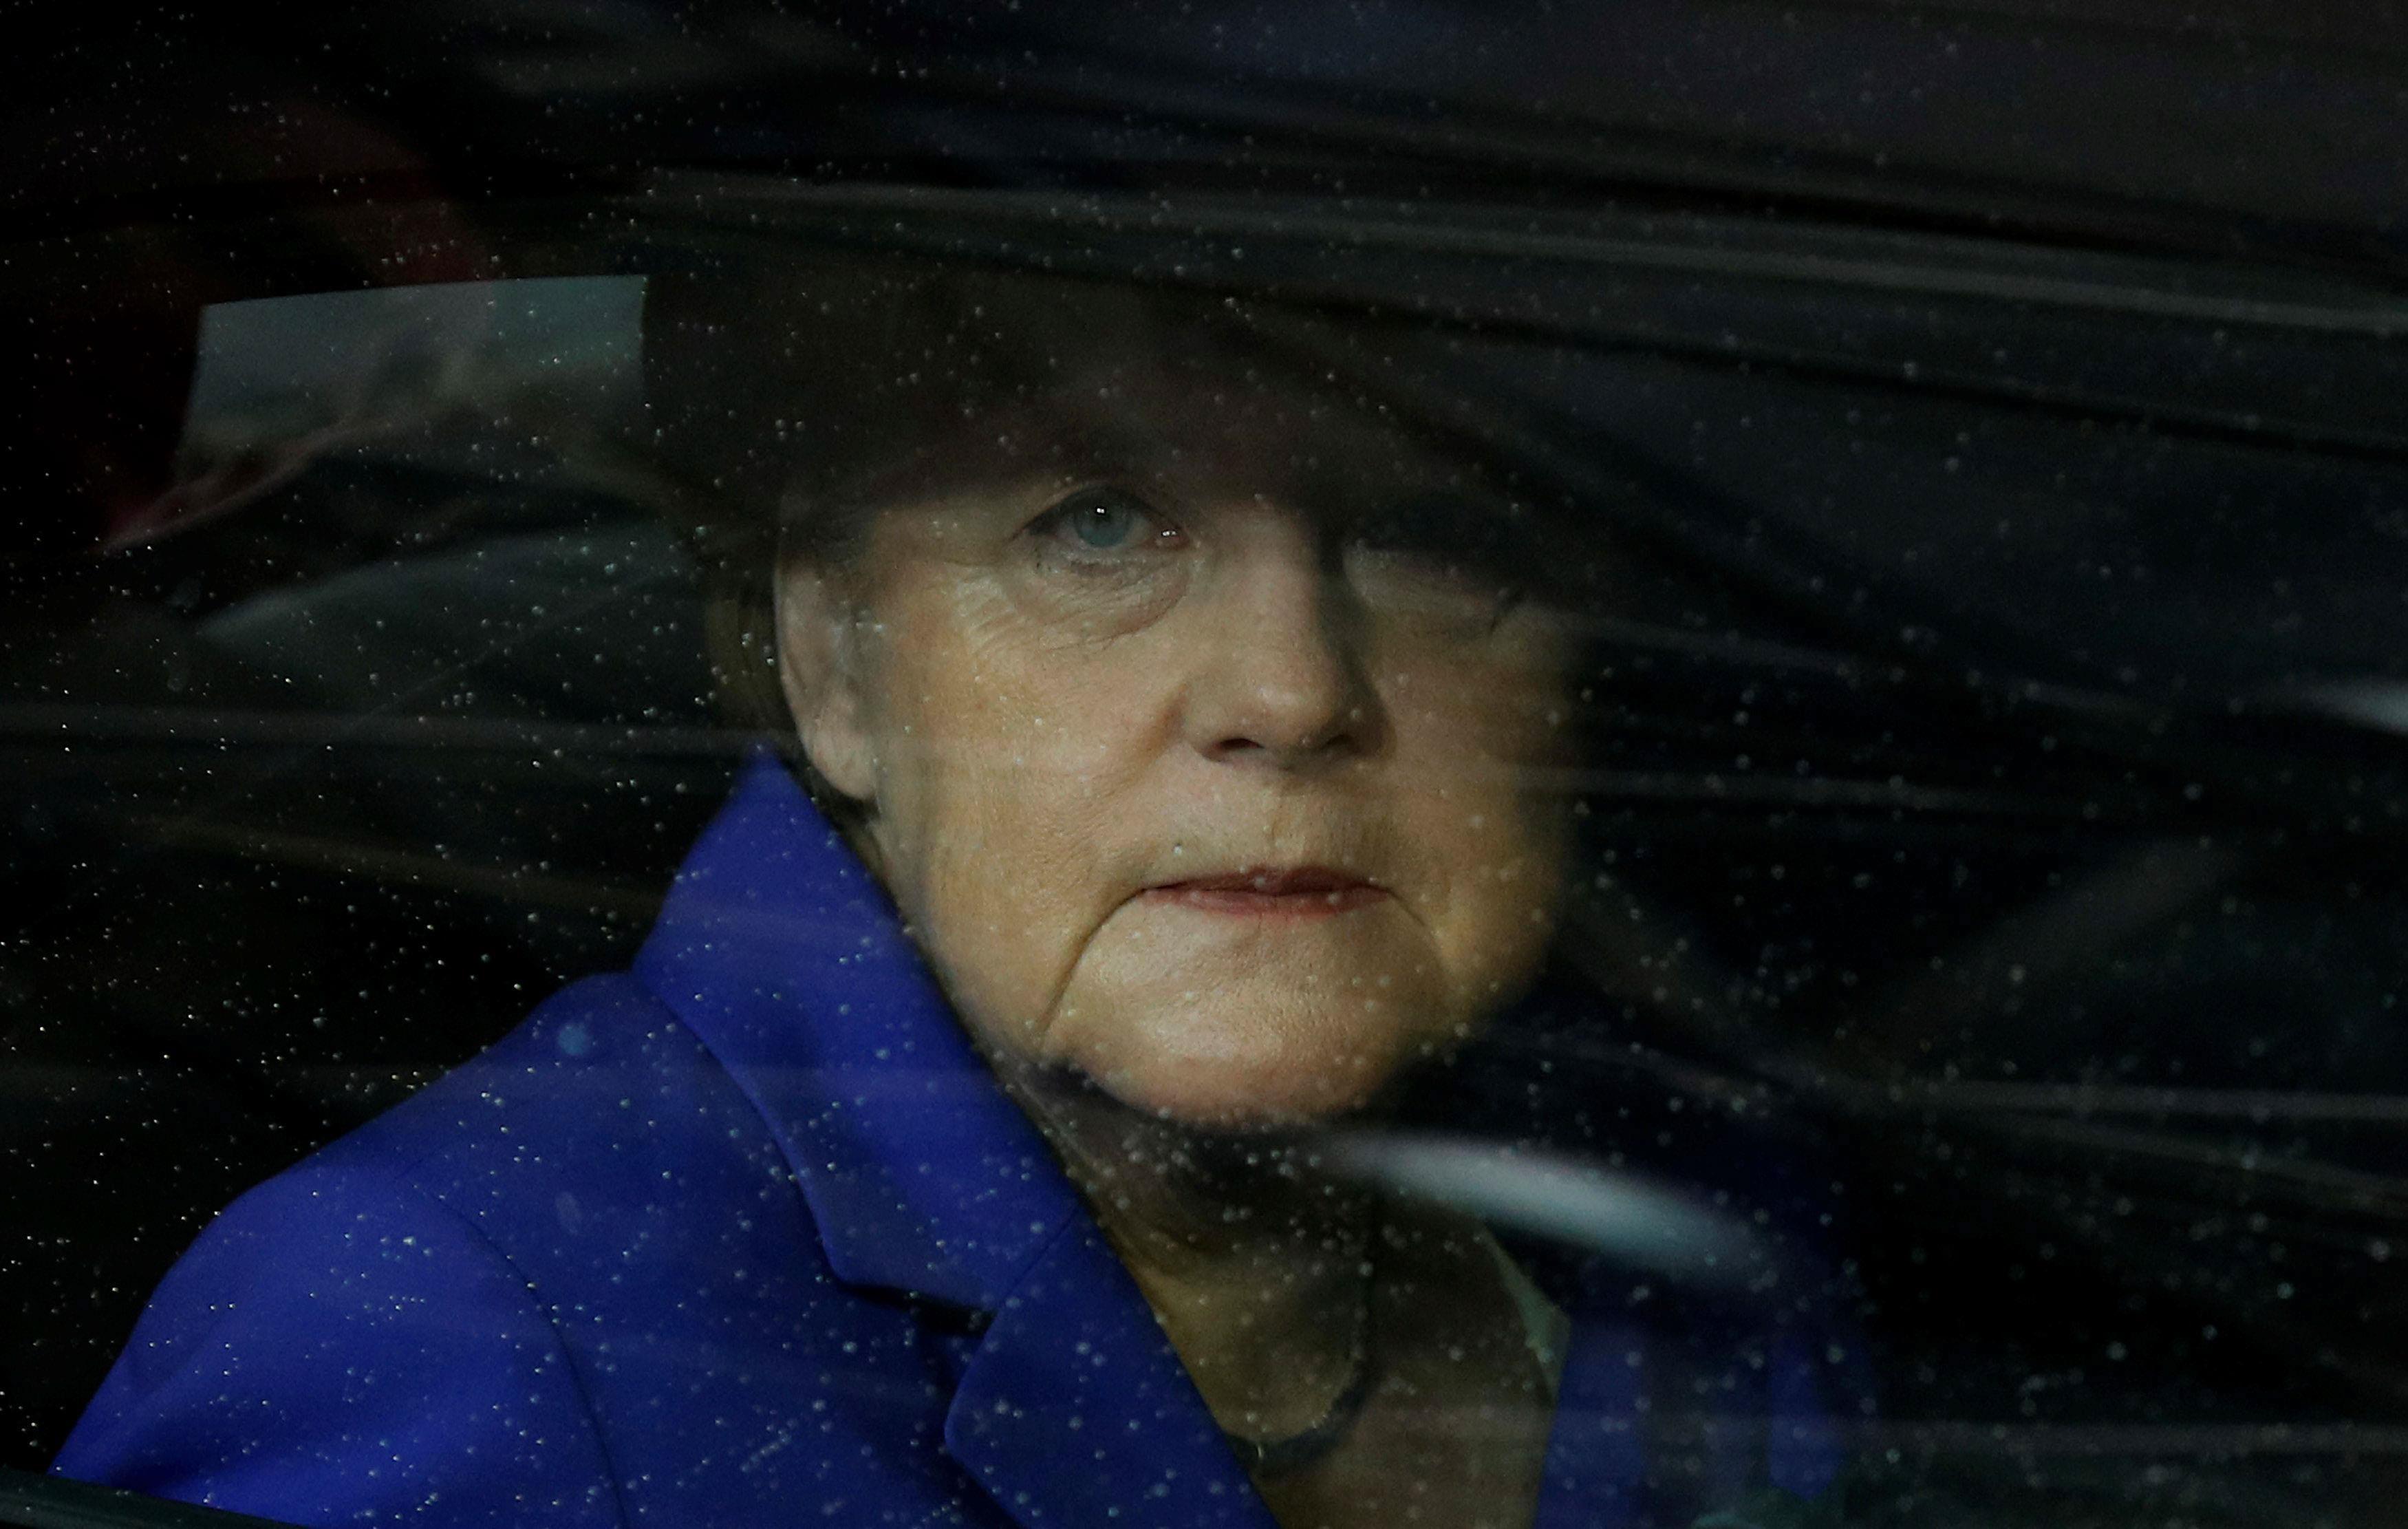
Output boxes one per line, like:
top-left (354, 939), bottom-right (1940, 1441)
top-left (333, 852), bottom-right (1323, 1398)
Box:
top-left (998, 1062), bottom-right (1378, 1443)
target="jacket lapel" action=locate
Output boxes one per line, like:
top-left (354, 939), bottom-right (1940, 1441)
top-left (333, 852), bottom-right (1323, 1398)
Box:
top-left (633, 749), bottom-right (1077, 1309)
top-left (945, 1219), bottom-right (1276, 1529)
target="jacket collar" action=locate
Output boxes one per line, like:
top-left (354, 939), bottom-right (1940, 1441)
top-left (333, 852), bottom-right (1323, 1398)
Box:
top-left (627, 755), bottom-right (1849, 1525)
top-left (942, 1217), bottom-right (1279, 1529)
top-left (630, 749), bottom-right (1083, 1312)
top-left (632, 751), bottom-right (1278, 1526)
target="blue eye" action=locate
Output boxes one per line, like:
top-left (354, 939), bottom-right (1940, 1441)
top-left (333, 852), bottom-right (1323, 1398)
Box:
top-left (1037, 486), bottom-right (1179, 555)
top-left (1074, 497), bottom-right (1138, 548)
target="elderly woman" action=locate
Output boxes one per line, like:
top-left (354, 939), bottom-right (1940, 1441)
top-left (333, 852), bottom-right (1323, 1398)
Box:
top-left (54, 264), bottom-right (1851, 1529)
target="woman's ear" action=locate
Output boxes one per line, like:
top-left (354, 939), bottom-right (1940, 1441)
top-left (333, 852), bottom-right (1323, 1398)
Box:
top-left (773, 559), bottom-right (881, 804)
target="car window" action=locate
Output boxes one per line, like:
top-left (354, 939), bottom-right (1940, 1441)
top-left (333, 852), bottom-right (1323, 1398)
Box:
top-left (5, 7), bottom-right (2407, 1529)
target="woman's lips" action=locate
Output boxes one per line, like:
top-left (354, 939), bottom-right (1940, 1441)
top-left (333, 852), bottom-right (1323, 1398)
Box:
top-left (1139, 868), bottom-right (1388, 918)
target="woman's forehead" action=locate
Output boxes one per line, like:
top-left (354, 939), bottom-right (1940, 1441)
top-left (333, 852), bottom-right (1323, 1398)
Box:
top-left (936, 363), bottom-right (1477, 504)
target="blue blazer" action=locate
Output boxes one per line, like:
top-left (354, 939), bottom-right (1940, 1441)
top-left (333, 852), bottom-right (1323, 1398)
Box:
top-left (55, 754), bottom-right (1850, 1528)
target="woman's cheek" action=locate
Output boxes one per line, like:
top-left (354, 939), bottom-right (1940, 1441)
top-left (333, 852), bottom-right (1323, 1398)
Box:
top-left (1396, 632), bottom-right (1575, 1013)
top-left (902, 801), bottom-right (1095, 1062)
top-left (1412, 793), bottom-right (1564, 1018)
top-left (887, 710), bottom-right (1142, 1068)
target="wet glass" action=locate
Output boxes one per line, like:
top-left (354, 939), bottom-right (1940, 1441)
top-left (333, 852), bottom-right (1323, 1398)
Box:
top-left (6, 8), bottom-right (2408, 1529)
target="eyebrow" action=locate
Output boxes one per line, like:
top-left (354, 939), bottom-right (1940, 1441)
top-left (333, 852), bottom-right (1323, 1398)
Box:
top-left (872, 376), bottom-right (1487, 542)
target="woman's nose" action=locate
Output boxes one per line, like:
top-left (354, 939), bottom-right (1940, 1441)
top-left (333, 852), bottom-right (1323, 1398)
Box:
top-left (1182, 528), bottom-right (1378, 767)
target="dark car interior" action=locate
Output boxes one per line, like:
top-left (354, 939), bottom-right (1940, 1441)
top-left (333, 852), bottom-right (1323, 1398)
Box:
top-left (6, 5), bottom-right (2408, 1526)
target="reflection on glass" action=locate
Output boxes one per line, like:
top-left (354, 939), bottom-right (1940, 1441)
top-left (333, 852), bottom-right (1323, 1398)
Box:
top-left (44, 269), bottom-right (1857, 1529)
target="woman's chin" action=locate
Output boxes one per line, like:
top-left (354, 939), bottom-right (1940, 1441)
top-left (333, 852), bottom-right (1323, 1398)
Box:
top-left (1075, 1025), bottom-right (1429, 1132)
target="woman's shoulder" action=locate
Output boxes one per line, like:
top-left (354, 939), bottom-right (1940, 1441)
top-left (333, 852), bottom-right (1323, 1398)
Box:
top-left (71, 967), bottom-right (815, 1348)
top-left (267, 970), bottom-right (828, 1283)
top-left (343, 972), bottom-right (749, 1184)
top-left (52, 970), bottom-right (907, 1525)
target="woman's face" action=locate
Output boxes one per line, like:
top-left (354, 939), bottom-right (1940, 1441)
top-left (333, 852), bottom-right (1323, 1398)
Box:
top-left (779, 370), bottom-right (1576, 1129)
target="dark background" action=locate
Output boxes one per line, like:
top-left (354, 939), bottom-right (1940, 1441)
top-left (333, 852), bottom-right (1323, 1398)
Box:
top-left (6, 5), bottom-right (2408, 1523)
